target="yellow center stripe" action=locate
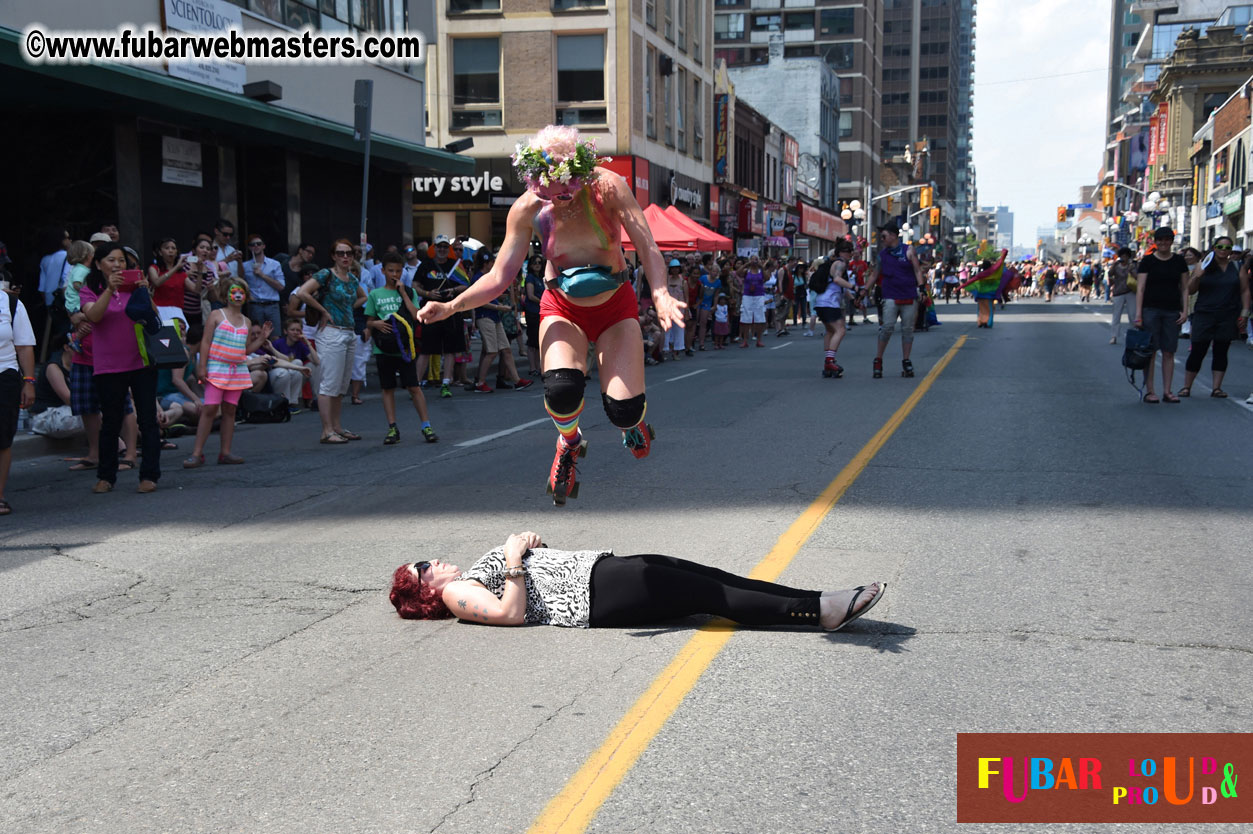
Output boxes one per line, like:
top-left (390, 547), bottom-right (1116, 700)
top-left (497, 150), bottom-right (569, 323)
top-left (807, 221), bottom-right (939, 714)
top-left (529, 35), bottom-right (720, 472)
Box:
top-left (528, 335), bottom-right (968, 834)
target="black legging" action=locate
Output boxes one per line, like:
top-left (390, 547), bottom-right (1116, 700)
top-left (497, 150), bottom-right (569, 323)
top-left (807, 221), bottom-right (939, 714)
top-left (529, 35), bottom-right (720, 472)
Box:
top-left (588, 554), bottom-right (821, 628)
top-left (1185, 339), bottom-right (1230, 374)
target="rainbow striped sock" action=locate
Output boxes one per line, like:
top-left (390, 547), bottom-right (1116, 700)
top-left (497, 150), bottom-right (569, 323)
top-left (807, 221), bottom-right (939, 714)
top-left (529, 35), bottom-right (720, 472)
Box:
top-left (546, 399), bottom-right (584, 445)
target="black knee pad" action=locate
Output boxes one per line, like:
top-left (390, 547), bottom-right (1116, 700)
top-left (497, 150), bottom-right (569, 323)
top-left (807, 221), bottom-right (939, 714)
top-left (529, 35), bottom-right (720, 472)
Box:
top-left (602, 393), bottom-right (646, 429)
top-left (543, 368), bottom-right (586, 414)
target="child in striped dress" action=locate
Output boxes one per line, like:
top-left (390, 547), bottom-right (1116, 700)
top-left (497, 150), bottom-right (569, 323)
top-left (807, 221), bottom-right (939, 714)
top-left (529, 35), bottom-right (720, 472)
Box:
top-left (184, 278), bottom-right (271, 467)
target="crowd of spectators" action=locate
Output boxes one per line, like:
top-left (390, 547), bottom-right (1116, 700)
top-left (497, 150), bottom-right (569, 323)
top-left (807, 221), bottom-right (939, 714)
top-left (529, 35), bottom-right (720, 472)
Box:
top-left (2, 219), bottom-right (1249, 513)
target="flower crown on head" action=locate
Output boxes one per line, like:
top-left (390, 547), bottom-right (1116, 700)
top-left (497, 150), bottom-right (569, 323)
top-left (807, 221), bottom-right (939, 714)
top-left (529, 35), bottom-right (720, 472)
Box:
top-left (512, 125), bottom-right (609, 189)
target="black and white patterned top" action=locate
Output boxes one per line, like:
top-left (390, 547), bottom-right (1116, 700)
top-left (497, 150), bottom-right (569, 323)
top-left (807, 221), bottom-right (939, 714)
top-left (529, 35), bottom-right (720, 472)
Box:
top-left (458, 547), bottom-right (611, 628)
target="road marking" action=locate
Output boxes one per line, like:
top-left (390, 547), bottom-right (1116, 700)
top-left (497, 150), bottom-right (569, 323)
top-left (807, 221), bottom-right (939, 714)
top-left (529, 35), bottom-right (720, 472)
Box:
top-left (664, 369), bottom-right (707, 383)
top-left (455, 417), bottom-right (552, 448)
top-left (770, 341), bottom-right (794, 350)
top-left (527, 335), bottom-right (969, 834)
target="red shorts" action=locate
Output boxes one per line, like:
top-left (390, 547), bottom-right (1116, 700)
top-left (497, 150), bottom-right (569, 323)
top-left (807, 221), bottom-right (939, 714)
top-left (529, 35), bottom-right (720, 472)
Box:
top-left (540, 282), bottom-right (639, 343)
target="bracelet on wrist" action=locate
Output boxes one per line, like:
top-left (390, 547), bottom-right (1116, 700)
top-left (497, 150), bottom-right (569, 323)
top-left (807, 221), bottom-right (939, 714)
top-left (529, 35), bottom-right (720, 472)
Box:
top-left (22, 376), bottom-right (36, 384)
top-left (503, 565), bottom-right (526, 579)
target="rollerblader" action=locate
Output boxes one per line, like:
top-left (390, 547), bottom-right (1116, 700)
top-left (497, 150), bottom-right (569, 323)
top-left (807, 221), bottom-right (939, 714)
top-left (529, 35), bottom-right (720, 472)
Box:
top-left (417, 126), bottom-right (684, 505)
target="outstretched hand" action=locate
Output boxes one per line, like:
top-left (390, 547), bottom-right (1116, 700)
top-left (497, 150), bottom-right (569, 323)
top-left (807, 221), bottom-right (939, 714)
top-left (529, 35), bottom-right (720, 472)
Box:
top-left (652, 290), bottom-right (687, 331)
top-left (417, 300), bottom-right (454, 325)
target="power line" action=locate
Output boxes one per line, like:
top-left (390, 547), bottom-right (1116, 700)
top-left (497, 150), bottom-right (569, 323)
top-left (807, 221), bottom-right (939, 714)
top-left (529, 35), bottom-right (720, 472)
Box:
top-left (975, 67), bottom-right (1109, 87)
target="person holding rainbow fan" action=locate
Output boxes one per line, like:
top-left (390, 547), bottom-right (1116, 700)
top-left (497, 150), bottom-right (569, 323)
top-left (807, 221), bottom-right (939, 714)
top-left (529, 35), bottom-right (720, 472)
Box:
top-left (417, 125), bottom-right (685, 505)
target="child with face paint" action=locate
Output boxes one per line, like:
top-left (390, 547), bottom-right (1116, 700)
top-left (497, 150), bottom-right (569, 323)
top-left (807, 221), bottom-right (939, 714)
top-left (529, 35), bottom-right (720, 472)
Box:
top-left (416, 125), bottom-right (686, 506)
top-left (183, 277), bottom-right (273, 467)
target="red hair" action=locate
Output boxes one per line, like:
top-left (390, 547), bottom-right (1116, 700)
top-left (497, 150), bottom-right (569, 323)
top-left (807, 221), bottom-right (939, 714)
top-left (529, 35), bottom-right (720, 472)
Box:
top-left (389, 564), bottom-right (452, 620)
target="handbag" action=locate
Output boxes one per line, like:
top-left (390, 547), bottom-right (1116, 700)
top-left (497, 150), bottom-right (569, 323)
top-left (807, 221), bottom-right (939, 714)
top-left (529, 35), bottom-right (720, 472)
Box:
top-left (1122, 328), bottom-right (1153, 371)
top-left (136, 320), bottom-right (190, 370)
top-left (236, 390), bottom-right (291, 423)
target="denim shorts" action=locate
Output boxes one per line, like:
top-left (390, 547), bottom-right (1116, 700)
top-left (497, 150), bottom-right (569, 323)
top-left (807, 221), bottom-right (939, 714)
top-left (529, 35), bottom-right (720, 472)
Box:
top-left (1141, 307), bottom-right (1181, 354)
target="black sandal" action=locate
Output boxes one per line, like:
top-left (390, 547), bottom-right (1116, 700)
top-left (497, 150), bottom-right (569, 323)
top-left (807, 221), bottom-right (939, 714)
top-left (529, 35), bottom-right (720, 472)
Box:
top-left (1211, 389), bottom-right (1228, 398)
top-left (0, 499), bottom-right (11, 516)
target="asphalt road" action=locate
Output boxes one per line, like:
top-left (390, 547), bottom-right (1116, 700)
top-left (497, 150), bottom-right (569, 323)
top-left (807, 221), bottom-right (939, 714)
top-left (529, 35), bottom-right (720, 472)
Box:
top-left (2, 296), bottom-right (1250, 834)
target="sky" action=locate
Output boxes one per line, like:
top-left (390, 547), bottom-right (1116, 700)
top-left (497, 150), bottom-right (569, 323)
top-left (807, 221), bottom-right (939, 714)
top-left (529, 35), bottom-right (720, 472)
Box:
top-left (972, 0), bottom-right (1112, 246)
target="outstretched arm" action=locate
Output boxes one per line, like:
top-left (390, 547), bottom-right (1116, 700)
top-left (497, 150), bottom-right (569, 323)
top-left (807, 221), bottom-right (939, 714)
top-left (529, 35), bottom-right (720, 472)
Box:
top-left (615, 176), bottom-right (686, 330)
top-left (419, 202), bottom-right (536, 324)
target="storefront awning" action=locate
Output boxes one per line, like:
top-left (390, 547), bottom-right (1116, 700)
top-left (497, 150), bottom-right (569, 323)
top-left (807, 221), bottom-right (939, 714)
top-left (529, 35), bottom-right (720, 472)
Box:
top-left (0, 28), bottom-right (472, 175)
top-left (661, 206), bottom-right (733, 251)
top-left (621, 204), bottom-right (702, 252)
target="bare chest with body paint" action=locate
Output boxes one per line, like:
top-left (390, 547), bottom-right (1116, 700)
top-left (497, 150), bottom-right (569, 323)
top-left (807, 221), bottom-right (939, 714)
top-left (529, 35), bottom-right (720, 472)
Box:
top-left (532, 171), bottom-right (626, 275)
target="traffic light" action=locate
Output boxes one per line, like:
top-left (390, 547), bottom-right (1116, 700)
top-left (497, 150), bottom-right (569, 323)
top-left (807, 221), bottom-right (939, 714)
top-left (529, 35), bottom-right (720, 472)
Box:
top-left (919, 187), bottom-right (933, 209)
top-left (1102, 184), bottom-right (1116, 207)
top-left (929, 207), bottom-right (940, 225)
top-left (886, 195), bottom-right (894, 213)
top-left (1057, 206), bottom-right (1067, 223)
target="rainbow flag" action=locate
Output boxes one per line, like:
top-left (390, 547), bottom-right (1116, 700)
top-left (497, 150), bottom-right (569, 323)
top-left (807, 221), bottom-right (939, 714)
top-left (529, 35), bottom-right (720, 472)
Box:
top-left (448, 260), bottom-right (471, 286)
top-left (960, 250), bottom-right (1006, 297)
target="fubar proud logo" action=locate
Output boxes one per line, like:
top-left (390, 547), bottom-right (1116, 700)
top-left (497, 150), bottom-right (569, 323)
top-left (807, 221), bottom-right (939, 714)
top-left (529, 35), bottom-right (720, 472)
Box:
top-left (956, 733), bottom-right (1248, 823)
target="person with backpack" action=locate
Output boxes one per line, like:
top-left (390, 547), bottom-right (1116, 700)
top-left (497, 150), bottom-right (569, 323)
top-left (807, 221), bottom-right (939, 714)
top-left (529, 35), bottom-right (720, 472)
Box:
top-left (811, 240), bottom-right (857, 378)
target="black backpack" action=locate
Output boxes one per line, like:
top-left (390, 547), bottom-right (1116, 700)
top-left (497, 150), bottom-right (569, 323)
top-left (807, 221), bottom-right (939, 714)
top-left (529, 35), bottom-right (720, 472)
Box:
top-left (237, 391), bottom-right (291, 423)
top-left (808, 259), bottom-right (833, 294)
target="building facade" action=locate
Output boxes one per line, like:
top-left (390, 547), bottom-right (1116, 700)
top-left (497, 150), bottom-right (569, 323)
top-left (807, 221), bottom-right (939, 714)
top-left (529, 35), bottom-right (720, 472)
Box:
top-left (0, 0), bottom-right (467, 278)
top-left (424, 0), bottom-right (715, 246)
top-left (713, 1), bottom-right (883, 210)
top-left (880, 0), bottom-right (974, 225)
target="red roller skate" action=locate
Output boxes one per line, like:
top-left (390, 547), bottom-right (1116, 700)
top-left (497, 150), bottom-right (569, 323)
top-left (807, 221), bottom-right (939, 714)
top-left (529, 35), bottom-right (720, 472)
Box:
top-left (546, 437), bottom-right (587, 505)
top-left (622, 423), bottom-right (655, 459)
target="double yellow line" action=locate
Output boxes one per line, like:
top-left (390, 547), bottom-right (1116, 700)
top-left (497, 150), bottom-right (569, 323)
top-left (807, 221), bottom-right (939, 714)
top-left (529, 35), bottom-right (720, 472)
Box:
top-left (529, 335), bottom-right (968, 834)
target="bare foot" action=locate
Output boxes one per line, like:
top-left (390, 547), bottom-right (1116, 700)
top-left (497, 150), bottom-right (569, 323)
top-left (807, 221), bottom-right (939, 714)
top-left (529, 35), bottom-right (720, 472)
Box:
top-left (819, 582), bottom-right (886, 631)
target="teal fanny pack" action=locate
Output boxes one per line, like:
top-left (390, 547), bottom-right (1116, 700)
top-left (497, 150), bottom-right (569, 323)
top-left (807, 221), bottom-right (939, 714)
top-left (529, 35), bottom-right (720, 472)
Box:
top-left (549, 265), bottom-right (630, 298)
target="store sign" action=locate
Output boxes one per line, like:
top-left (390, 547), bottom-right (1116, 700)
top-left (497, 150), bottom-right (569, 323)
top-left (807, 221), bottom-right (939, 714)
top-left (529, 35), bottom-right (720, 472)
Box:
top-left (1156, 102), bottom-right (1169, 158)
top-left (671, 174), bottom-right (703, 210)
top-left (782, 136), bottom-right (799, 169)
top-left (164, 0), bottom-right (245, 94)
top-left (799, 203), bottom-right (845, 241)
top-left (714, 94), bottom-right (729, 182)
top-left (412, 158), bottom-right (523, 206)
top-left (161, 136), bottom-right (203, 187)
top-left (1222, 188), bottom-right (1243, 216)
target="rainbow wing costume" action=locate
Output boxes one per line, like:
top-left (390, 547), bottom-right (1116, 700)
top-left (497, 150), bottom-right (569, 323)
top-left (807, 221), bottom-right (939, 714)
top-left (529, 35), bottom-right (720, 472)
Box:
top-left (960, 249), bottom-right (1007, 299)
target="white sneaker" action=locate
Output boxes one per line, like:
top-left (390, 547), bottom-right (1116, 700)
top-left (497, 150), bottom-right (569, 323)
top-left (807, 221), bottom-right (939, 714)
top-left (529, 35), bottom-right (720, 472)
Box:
top-left (1247, 393), bottom-right (1253, 404)
top-left (803, 330), bottom-right (814, 337)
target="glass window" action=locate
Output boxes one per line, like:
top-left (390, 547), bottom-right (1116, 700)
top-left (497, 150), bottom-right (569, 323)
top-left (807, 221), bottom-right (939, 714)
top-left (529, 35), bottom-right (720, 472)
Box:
top-left (646, 48), bottom-right (656, 138)
top-left (824, 43), bottom-right (854, 70)
top-left (449, 0), bottom-right (499, 11)
top-left (664, 0), bottom-right (673, 40)
top-left (553, 0), bottom-right (605, 9)
top-left (752, 13), bottom-right (781, 31)
top-left (692, 78), bottom-right (702, 160)
top-left (677, 68), bottom-right (686, 152)
top-left (646, 0), bottom-right (655, 28)
top-left (663, 71), bottom-right (672, 145)
top-left (557, 34), bottom-right (605, 102)
top-left (785, 12), bottom-right (813, 30)
top-left (677, 0), bottom-right (686, 50)
top-left (452, 38), bottom-right (501, 128)
top-left (715, 13), bottom-right (745, 40)
top-left (819, 8), bottom-right (854, 37)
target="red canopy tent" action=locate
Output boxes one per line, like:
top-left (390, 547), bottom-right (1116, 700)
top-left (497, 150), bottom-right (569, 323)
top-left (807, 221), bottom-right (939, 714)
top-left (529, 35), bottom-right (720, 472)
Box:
top-left (661, 206), bottom-right (733, 252)
top-left (620, 204), bottom-right (701, 251)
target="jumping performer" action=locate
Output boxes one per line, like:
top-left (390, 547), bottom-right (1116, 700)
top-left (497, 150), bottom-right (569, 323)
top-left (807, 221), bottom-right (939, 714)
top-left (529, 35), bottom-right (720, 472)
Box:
top-left (416, 126), bottom-right (685, 505)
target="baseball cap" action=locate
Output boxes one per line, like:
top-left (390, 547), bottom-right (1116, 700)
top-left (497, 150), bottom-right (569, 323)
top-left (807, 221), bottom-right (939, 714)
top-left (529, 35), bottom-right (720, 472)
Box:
top-left (90, 233), bottom-right (112, 244)
top-left (434, 234), bottom-right (451, 245)
top-left (668, 258), bottom-right (681, 267)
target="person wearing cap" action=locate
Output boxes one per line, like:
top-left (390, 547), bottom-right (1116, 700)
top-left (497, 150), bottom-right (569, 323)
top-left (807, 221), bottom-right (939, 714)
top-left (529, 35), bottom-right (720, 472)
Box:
top-left (467, 249), bottom-right (534, 393)
top-left (663, 259), bottom-right (687, 360)
top-left (860, 221), bottom-right (924, 378)
top-left (412, 234), bottom-right (470, 400)
top-left (417, 126), bottom-right (683, 506)
top-left (1134, 227), bottom-right (1190, 403)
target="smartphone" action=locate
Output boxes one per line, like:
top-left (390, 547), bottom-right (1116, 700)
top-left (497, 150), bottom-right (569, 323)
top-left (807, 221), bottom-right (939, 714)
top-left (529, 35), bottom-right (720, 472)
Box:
top-left (120, 270), bottom-right (143, 290)
top-left (186, 255), bottom-right (199, 265)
